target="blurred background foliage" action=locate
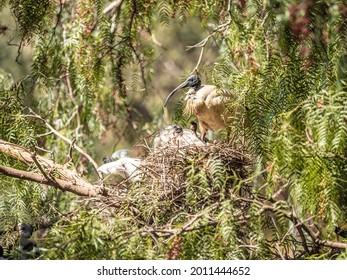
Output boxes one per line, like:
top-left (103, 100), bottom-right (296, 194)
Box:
top-left (1, 0), bottom-right (347, 259)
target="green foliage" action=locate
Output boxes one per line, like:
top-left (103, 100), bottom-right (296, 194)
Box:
top-left (1, 0), bottom-right (347, 260)
top-left (9, 0), bottom-right (54, 41)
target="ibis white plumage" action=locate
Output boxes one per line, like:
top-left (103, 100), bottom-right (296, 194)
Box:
top-left (164, 75), bottom-right (233, 141)
top-left (152, 124), bottom-right (205, 150)
top-left (97, 150), bottom-right (142, 182)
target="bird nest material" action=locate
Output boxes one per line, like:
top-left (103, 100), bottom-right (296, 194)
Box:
top-left (142, 143), bottom-right (251, 189)
top-left (104, 143), bottom-right (253, 212)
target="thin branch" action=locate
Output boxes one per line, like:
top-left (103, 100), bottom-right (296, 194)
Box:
top-left (47, 0), bottom-right (64, 47)
top-left (163, 203), bottom-right (219, 243)
top-left (67, 138), bottom-right (76, 163)
top-left (25, 108), bottom-right (102, 179)
top-left (64, 74), bottom-right (82, 139)
top-left (130, 44), bottom-right (148, 94)
top-left (186, 20), bottom-right (232, 51)
top-left (31, 151), bottom-right (55, 182)
top-left (186, 1), bottom-right (232, 73)
top-left (190, 46), bottom-right (205, 75)
top-left (103, 0), bottom-right (123, 14)
top-left (34, 145), bottom-right (54, 155)
top-left (36, 131), bottom-right (53, 137)
top-left (231, 194), bottom-right (347, 250)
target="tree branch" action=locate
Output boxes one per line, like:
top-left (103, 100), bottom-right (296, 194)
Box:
top-left (103, 0), bottom-right (123, 14)
top-left (235, 195), bottom-right (347, 250)
top-left (25, 108), bottom-right (102, 179)
top-left (0, 165), bottom-right (100, 197)
top-left (186, 1), bottom-right (232, 74)
top-left (0, 140), bottom-right (104, 197)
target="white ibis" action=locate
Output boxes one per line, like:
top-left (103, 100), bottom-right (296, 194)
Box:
top-left (97, 150), bottom-right (142, 182)
top-left (102, 149), bottom-right (132, 164)
top-left (152, 124), bottom-right (205, 150)
top-left (164, 75), bottom-right (232, 141)
top-left (111, 149), bottom-right (131, 160)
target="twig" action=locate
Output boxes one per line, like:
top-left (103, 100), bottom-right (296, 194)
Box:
top-left (186, 1), bottom-right (232, 73)
top-left (64, 74), bottom-right (82, 139)
top-left (25, 108), bottom-right (101, 179)
top-left (67, 138), bottom-right (76, 164)
top-left (190, 46), bottom-right (205, 75)
top-left (103, 0), bottom-right (123, 14)
top-left (34, 145), bottom-right (54, 154)
top-left (31, 151), bottom-right (55, 182)
top-left (164, 203), bottom-right (219, 244)
top-left (36, 131), bottom-right (53, 137)
top-left (130, 44), bottom-right (148, 94)
top-left (233, 194), bottom-right (347, 250)
top-left (47, 0), bottom-right (64, 47)
top-left (186, 20), bottom-right (232, 51)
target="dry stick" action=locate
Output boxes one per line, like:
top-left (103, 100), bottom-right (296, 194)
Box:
top-left (26, 108), bottom-right (102, 179)
top-left (295, 221), bottom-right (311, 254)
top-left (186, 19), bottom-right (232, 51)
top-left (103, 0), bottom-right (123, 14)
top-left (191, 46), bottom-right (205, 74)
top-left (186, 1), bottom-right (232, 74)
top-left (64, 73), bottom-right (82, 141)
top-left (31, 151), bottom-right (55, 182)
top-left (34, 145), bottom-right (54, 155)
top-left (67, 138), bottom-right (77, 164)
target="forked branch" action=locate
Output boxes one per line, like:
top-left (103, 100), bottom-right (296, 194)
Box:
top-left (0, 140), bottom-right (104, 197)
top-left (25, 108), bottom-right (102, 179)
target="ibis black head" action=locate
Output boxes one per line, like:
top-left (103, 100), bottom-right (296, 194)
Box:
top-left (173, 125), bottom-right (183, 135)
top-left (189, 121), bottom-right (198, 131)
top-left (164, 75), bottom-right (201, 107)
top-left (103, 156), bottom-right (113, 164)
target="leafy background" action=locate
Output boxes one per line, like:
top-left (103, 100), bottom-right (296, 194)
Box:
top-left (1, 0), bottom-right (347, 259)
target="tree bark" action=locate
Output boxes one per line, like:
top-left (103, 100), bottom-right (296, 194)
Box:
top-left (0, 140), bottom-right (104, 197)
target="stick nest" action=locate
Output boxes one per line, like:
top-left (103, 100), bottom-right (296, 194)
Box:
top-left (105, 143), bottom-right (253, 205)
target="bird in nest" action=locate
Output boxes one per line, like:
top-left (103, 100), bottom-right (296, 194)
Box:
top-left (164, 74), bottom-right (237, 141)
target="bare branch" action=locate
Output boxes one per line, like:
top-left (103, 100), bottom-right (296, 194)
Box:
top-left (186, 1), bottom-right (232, 73)
top-left (0, 139), bottom-right (104, 197)
top-left (0, 165), bottom-right (101, 197)
top-left (163, 203), bottom-right (219, 243)
top-left (25, 108), bottom-right (102, 179)
top-left (186, 20), bottom-right (232, 51)
top-left (103, 0), bottom-right (123, 14)
top-left (234, 195), bottom-right (347, 250)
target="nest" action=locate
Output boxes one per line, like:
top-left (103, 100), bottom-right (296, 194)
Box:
top-left (92, 142), bottom-right (256, 251)
top-left (105, 142), bottom-right (253, 208)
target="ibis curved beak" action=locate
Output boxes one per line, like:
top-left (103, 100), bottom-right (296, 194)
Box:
top-left (164, 80), bottom-right (189, 107)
